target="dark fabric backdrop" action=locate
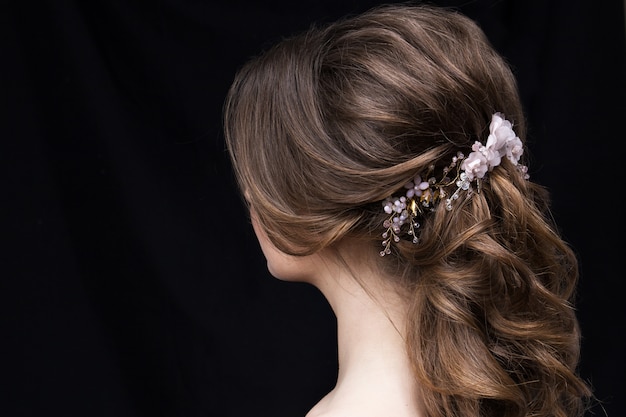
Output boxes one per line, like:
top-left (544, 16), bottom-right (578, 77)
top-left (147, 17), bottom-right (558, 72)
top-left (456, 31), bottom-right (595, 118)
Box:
top-left (3, 1), bottom-right (625, 416)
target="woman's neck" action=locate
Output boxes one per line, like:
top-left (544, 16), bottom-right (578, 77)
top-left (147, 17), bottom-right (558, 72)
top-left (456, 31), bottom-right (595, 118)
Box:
top-left (306, 255), bottom-right (425, 417)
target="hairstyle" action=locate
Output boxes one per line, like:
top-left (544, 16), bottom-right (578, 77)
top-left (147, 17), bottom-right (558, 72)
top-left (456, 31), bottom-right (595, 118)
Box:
top-left (224, 3), bottom-right (592, 417)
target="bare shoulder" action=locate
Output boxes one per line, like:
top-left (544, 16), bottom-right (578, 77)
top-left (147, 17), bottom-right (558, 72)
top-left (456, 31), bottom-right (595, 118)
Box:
top-left (305, 410), bottom-right (353, 417)
top-left (306, 405), bottom-right (420, 417)
top-left (305, 388), bottom-right (423, 417)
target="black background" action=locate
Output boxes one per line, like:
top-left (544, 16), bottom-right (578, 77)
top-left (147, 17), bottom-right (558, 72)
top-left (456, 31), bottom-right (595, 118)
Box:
top-left (3, 1), bottom-right (625, 416)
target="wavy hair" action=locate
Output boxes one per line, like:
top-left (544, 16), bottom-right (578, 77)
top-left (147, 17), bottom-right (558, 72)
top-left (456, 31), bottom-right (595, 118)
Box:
top-left (224, 4), bottom-right (592, 417)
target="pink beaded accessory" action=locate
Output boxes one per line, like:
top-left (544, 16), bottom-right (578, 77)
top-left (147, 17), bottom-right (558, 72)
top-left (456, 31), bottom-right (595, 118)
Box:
top-left (379, 113), bottom-right (529, 256)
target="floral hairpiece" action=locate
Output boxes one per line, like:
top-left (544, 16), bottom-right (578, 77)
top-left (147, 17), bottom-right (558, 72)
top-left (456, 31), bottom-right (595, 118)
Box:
top-left (379, 112), bottom-right (529, 256)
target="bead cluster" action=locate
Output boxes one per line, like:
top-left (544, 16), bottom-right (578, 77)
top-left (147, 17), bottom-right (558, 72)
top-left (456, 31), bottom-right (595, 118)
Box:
top-left (379, 152), bottom-right (466, 256)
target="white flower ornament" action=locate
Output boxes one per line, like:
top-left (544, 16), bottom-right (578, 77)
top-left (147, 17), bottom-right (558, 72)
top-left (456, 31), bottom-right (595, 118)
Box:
top-left (462, 112), bottom-right (523, 181)
top-left (379, 113), bottom-right (529, 256)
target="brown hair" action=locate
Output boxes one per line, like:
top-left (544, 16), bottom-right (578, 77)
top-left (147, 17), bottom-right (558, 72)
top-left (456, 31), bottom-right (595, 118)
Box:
top-left (224, 4), bottom-right (592, 417)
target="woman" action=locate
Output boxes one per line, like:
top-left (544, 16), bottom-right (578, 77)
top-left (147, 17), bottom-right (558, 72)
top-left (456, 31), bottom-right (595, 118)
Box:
top-left (223, 4), bottom-right (592, 417)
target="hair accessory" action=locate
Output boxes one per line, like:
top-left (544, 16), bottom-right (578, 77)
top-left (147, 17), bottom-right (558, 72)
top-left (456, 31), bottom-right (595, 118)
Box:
top-left (379, 113), bottom-right (529, 256)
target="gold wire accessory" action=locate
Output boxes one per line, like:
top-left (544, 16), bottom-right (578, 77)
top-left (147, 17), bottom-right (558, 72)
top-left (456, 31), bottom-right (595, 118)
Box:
top-left (379, 113), bottom-right (528, 257)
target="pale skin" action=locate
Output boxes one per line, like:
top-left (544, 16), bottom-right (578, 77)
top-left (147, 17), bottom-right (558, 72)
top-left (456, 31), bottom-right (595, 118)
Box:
top-left (250, 210), bottom-right (426, 417)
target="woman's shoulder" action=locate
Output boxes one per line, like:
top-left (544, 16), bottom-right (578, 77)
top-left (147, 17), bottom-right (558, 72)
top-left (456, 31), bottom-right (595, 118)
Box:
top-left (305, 384), bottom-right (424, 417)
top-left (305, 409), bottom-right (422, 417)
top-left (306, 404), bottom-right (422, 417)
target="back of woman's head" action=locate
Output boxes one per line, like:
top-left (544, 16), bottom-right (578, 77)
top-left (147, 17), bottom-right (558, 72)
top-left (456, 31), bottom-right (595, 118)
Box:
top-left (225, 3), bottom-right (528, 256)
top-left (224, 3), bottom-right (591, 417)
